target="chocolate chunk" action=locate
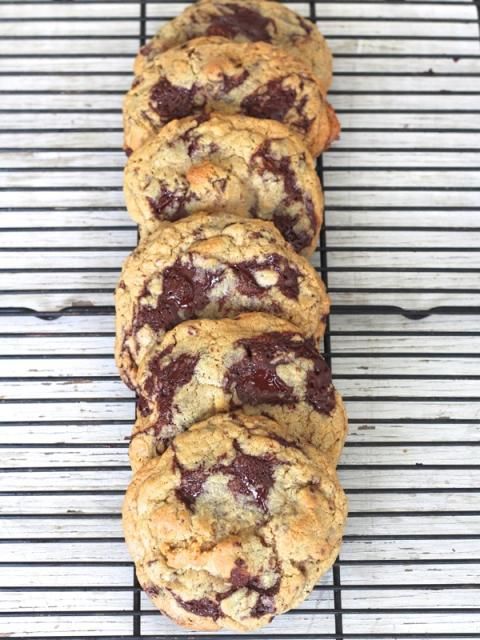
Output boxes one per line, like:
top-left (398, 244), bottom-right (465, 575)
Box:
top-left (124, 146), bottom-right (133, 157)
top-left (176, 466), bottom-right (209, 508)
top-left (174, 594), bottom-right (222, 620)
top-left (149, 77), bottom-right (197, 121)
top-left (206, 3), bottom-right (274, 42)
top-left (225, 332), bottom-right (299, 406)
top-left (144, 351), bottom-right (199, 431)
top-left (251, 593), bottom-right (276, 617)
top-left (305, 361), bottom-right (336, 414)
top-left (133, 258), bottom-right (223, 335)
top-left (272, 211), bottom-right (311, 253)
top-left (174, 443), bottom-right (278, 512)
top-left (144, 584), bottom-right (160, 598)
top-left (241, 78), bottom-right (297, 123)
top-left (232, 254), bottom-right (300, 300)
top-left (230, 559), bottom-right (251, 588)
top-left (225, 442), bottom-right (278, 512)
top-left (147, 186), bottom-right (190, 222)
top-left (251, 141), bottom-right (302, 204)
top-left (226, 332), bottom-right (334, 414)
top-left (221, 69), bottom-right (250, 94)
top-left (137, 394), bottom-right (151, 418)
top-left (140, 43), bottom-right (153, 57)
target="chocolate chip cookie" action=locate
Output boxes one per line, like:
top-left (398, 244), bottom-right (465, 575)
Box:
top-left (123, 411), bottom-right (347, 631)
top-left (124, 113), bottom-right (323, 256)
top-left (124, 37), bottom-right (339, 156)
top-left (130, 313), bottom-right (347, 472)
top-left (135, 0), bottom-right (332, 94)
top-left (115, 213), bottom-right (329, 390)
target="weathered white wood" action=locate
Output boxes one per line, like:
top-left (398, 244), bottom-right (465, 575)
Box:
top-left (1, 4), bottom-right (140, 19)
top-left (339, 468), bottom-right (480, 490)
top-left (331, 38), bottom-right (479, 56)
top-left (0, 358), bottom-right (118, 378)
top-left (342, 613), bottom-right (480, 634)
top-left (0, 565), bottom-right (133, 588)
top-left (0, 471), bottom-right (132, 492)
top-left (341, 563), bottom-right (480, 586)
top-left (0, 250), bottom-right (130, 270)
top-left (0, 424), bottom-right (128, 445)
top-left (0, 617), bottom-right (132, 637)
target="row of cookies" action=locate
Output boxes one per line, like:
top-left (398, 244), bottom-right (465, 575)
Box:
top-left (116, 0), bottom-right (348, 631)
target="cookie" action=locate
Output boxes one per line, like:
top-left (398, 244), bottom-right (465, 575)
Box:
top-left (115, 213), bottom-right (330, 390)
top-left (124, 37), bottom-right (339, 157)
top-left (134, 0), bottom-right (333, 95)
top-left (123, 411), bottom-right (347, 631)
top-left (129, 313), bottom-right (347, 472)
top-left (124, 113), bottom-right (323, 256)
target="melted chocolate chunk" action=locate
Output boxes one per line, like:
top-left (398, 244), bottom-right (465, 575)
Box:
top-left (144, 584), bottom-right (160, 598)
top-left (251, 593), bottom-right (276, 618)
top-left (144, 351), bottom-right (199, 431)
top-left (149, 77), bottom-right (197, 121)
top-left (133, 258), bottom-right (223, 336)
top-left (230, 559), bottom-right (251, 588)
top-left (226, 332), bottom-right (334, 413)
top-left (251, 141), bottom-right (302, 204)
top-left (206, 3), bottom-right (274, 42)
top-left (268, 433), bottom-right (301, 450)
top-left (176, 466), bottom-right (209, 508)
top-left (241, 78), bottom-right (297, 123)
top-left (173, 444), bottom-right (278, 512)
top-left (232, 254), bottom-right (300, 300)
top-left (137, 394), bottom-right (151, 418)
top-left (225, 332), bottom-right (298, 406)
top-left (147, 186), bottom-right (190, 222)
top-left (305, 361), bottom-right (336, 414)
top-left (272, 211), bottom-right (311, 253)
top-left (225, 442), bottom-right (278, 512)
top-left (295, 94), bottom-right (314, 133)
top-left (124, 146), bottom-right (133, 157)
top-left (140, 43), bottom-right (153, 57)
top-left (221, 69), bottom-right (250, 94)
top-left (174, 594), bottom-right (222, 620)
top-left (297, 14), bottom-right (313, 34)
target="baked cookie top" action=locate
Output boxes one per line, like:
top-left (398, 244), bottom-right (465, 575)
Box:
top-left (135, 0), bottom-right (333, 94)
top-left (124, 37), bottom-right (339, 156)
top-left (124, 113), bottom-right (323, 256)
top-left (130, 313), bottom-right (347, 471)
top-left (123, 411), bottom-right (347, 631)
top-left (115, 213), bottom-right (329, 390)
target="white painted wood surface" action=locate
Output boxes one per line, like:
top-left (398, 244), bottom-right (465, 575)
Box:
top-left (0, 0), bottom-right (479, 637)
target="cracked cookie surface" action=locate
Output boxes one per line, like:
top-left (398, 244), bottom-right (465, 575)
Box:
top-left (115, 213), bottom-right (329, 390)
top-left (130, 313), bottom-right (347, 472)
top-left (124, 113), bottom-right (323, 256)
top-left (134, 0), bottom-right (332, 93)
top-left (123, 411), bottom-right (347, 631)
top-left (124, 37), bottom-right (339, 156)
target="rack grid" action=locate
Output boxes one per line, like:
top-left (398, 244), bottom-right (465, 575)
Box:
top-left (0, 0), bottom-right (479, 637)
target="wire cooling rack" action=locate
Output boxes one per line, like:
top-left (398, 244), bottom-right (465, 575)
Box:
top-left (0, 0), bottom-right (480, 637)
